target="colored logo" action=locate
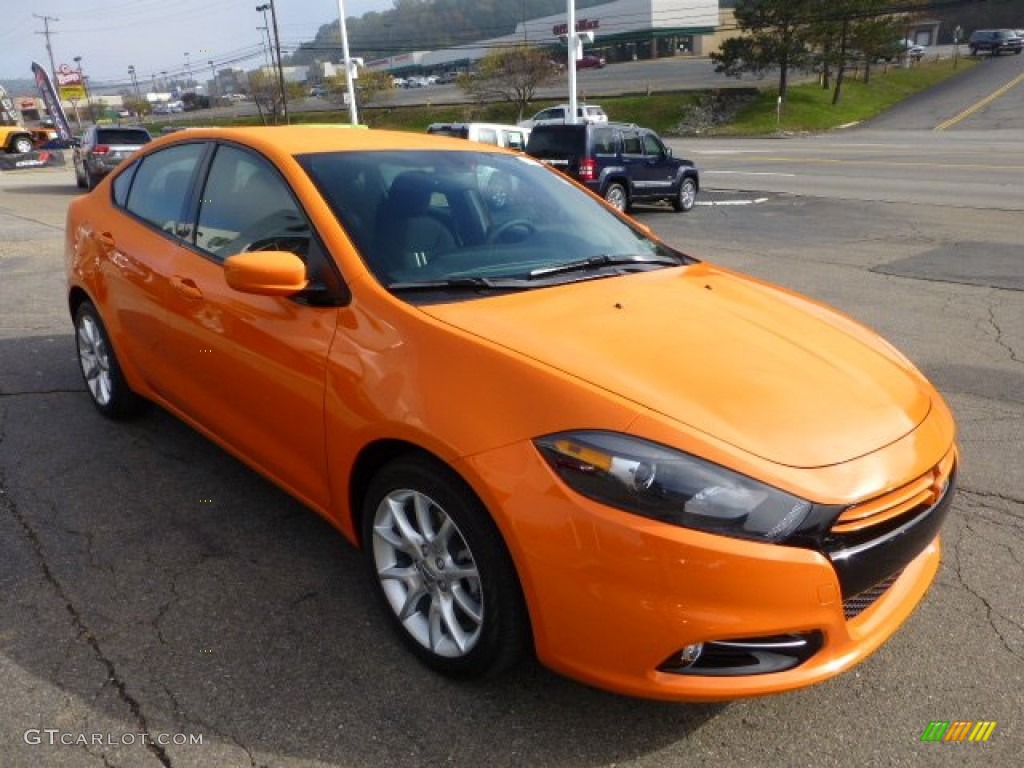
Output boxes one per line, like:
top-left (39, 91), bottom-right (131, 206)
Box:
top-left (920, 721), bottom-right (996, 742)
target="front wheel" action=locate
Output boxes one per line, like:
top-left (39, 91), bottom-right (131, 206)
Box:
top-left (11, 136), bottom-right (34, 154)
top-left (672, 177), bottom-right (697, 212)
top-left (73, 301), bottom-right (145, 419)
top-left (361, 456), bottom-right (529, 678)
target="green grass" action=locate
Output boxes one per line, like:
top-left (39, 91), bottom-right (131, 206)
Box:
top-left (714, 57), bottom-right (978, 135)
top-left (149, 57), bottom-right (977, 138)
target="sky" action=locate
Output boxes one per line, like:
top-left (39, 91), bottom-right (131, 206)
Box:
top-left (4, 0), bottom-right (393, 88)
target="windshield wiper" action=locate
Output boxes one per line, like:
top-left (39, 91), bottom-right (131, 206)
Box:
top-left (528, 254), bottom-right (680, 279)
top-left (387, 276), bottom-right (531, 292)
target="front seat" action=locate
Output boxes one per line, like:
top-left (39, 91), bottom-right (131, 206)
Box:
top-left (374, 171), bottom-right (456, 278)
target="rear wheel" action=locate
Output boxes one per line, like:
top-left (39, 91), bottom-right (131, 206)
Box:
top-left (74, 159), bottom-right (87, 189)
top-left (603, 183), bottom-right (628, 212)
top-left (672, 177), bottom-right (697, 212)
top-left (361, 455), bottom-right (529, 678)
top-left (73, 301), bottom-right (144, 419)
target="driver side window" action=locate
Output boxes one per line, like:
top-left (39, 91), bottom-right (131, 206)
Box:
top-left (196, 145), bottom-right (310, 262)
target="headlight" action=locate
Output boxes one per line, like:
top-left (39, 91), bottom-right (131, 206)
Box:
top-left (535, 431), bottom-right (836, 544)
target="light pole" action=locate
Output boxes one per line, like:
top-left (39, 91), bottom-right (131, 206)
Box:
top-left (208, 60), bottom-right (217, 108)
top-left (74, 56), bottom-right (93, 123)
top-left (184, 51), bottom-right (193, 91)
top-left (128, 65), bottom-right (142, 116)
top-left (257, 26), bottom-right (272, 71)
top-left (336, 0), bottom-right (359, 125)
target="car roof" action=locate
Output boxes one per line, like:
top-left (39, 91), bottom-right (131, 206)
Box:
top-left (141, 125), bottom-right (506, 157)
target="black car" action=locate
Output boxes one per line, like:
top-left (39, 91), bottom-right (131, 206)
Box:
top-left (968, 29), bottom-right (1023, 56)
top-left (73, 125), bottom-right (152, 190)
top-left (526, 122), bottom-right (699, 213)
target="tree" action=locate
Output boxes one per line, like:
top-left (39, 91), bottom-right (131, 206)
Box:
top-left (324, 68), bottom-right (394, 109)
top-left (457, 44), bottom-right (557, 120)
top-left (248, 71), bottom-right (303, 125)
top-left (711, 0), bottom-right (818, 102)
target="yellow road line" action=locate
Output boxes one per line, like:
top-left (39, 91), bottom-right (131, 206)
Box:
top-left (935, 71), bottom-right (1024, 131)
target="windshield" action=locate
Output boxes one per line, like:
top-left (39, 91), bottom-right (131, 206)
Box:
top-left (297, 149), bottom-right (689, 297)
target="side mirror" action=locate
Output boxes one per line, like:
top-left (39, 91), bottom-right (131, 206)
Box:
top-left (224, 250), bottom-right (308, 296)
top-left (665, 147), bottom-right (673, 158)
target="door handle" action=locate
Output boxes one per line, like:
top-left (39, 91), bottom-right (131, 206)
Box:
top-left (171, 275), bottom-right (203, 300)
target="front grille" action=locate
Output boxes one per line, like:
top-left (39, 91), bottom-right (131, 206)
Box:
top-left (842, 569), bottom-right (904, 620)
top-left (824, 451), bottom-right (957, 601)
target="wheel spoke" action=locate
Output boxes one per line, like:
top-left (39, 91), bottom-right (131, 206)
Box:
top-left (412, 492), bottom-right (437, 540)
top-left (373, 520), bottom-right (415, 555)
top-left (451, 583), bottom-right (483, 624)
top-left (387, 495), bottom-right (424, 549)
top-left (398, 583), bottom-right (429, 621)
top-left (377, 562), bottom-right (418, 584)
top-left (436, 592), bottom-right (471, 653)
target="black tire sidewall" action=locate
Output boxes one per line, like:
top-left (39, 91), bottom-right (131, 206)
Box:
top-left (360, 456), bottom-right (528, 679)
top-left (73, 301), bottom-right (141, 419)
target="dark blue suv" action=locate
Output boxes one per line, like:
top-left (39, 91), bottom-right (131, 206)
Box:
top-left (526, 122), bottom-right (699, 213)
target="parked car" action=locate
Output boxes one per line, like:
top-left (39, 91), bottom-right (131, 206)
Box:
top-left (426, 122), bottom-right (531, 151)
top-left (578, 54), bottom-right (607, 69)
top-left (968, 29), bottom-right (1023, 55)
top-left (73, 125), bottom-right (152, 190)
top-left (518, 103), bottom-right (608, 128)
top-left (65, 126), bottom-right (957, 702)
top-left (527, 122), bottom-right (699, 213)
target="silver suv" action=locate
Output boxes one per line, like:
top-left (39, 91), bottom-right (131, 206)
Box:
top-left (74, 126), bottom-right (152, 190)
top-left (518, 104), bottom-right (608, 129)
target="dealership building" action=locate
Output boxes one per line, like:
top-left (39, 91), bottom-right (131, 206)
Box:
top-left (365, 0), bottom-right (729, 75)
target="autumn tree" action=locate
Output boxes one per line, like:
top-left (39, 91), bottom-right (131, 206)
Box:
top-left (457, 44), bottom-right (558, 120)
top-left (249, 71), bottom-right (304, 125)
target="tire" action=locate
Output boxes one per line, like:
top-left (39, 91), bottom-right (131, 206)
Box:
top-left (361, 455), bottom-right (529, 679)
top-left (73, 301), bottom-right (144, 419)
top-left (603, 182), bottom-right (628, 213)
top-left (85, 170), bottom-right (97, 191)
top-left (672, 176), bottom-right (697, 213)
top-left (74, 160), bottom-right (87, 189)
top-left (11, 135), bottom-right (34, 154)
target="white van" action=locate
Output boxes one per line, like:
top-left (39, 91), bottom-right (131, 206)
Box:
top-left (426, 122), bottom-right (531, 151)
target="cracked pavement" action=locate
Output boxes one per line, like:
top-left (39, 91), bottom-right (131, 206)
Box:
top-left (2, 133), bottom-right (1022, 768)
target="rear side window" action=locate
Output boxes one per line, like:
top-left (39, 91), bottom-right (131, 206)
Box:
top-left (95, 129), bottom-right (151, 146)
top-left (622, 131), bottom-right (643, 156)
top-left (112, 162), bottom-right (139, 207)
top-left (591, 126), bottom-right (616, 154)
top-left (124, 143), bottom-right (205, 237)
top-left (526, 127), bottom-right (585, 158)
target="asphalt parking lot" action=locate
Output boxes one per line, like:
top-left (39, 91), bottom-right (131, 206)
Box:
top-left (1, 106), bottom-right (1022, 767)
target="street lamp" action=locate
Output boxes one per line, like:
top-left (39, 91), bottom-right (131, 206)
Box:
top-left (208, 60), bottom-right (217, 108)
top-left (336, 0), bottom-right (360, 125)
top-left (184, 51), bottom-right (193, 90)
top-left (74, 56), bottom-right (93, 122)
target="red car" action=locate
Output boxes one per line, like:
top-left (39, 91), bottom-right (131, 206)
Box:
top-left (578, 54), bottom-right (606, 69)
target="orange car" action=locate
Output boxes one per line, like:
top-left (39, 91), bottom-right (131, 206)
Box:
top-left (65, 126), bottom-right (957, 701)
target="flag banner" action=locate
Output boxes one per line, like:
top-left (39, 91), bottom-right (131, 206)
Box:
top-left (32, 61), bottom-right (74, 141)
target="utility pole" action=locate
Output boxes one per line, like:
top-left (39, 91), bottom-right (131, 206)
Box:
top-left (267, 1), bottom-right (289, 123)
top-left (33, 14), bottom-right (60, 82)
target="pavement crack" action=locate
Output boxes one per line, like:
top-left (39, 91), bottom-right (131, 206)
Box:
top-left (951, 521), bottom-right (1024, 663)
top-left (2, 473), bottom-right (174, 768)
top-left (0, 387), bottom-right (85, 397)
top-left (986, 299), bottom-right (1023, 365)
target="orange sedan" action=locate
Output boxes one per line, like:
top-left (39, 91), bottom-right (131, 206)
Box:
top-left (65, 126), bottom-right (957, 701)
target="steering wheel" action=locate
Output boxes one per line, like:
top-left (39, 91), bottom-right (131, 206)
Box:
top-left (487, 218), bottom-right (536, 244)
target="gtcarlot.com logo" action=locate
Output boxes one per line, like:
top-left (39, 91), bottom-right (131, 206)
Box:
top-left (920, 721), bottom-right (996, 743)
top-left (24, 729), bottom-right (203, 747)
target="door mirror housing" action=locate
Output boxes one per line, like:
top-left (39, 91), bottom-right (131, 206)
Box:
top-left (224, 250), bottom-right (308, 296)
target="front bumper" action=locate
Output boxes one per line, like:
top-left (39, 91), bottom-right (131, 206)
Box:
top-left (461, 436), bottom-right (954, 701)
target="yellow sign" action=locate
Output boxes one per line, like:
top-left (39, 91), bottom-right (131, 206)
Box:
top-left (60, 85), bottom-right (86, 101)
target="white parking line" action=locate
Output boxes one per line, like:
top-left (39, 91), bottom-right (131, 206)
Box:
top-left (695, 197), bottom-right (770, 206)
top-left (704, 170), bottom-right (797, 177)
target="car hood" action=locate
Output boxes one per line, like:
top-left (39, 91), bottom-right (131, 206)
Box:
top-left (422, 264), bottom-right (932, 468)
